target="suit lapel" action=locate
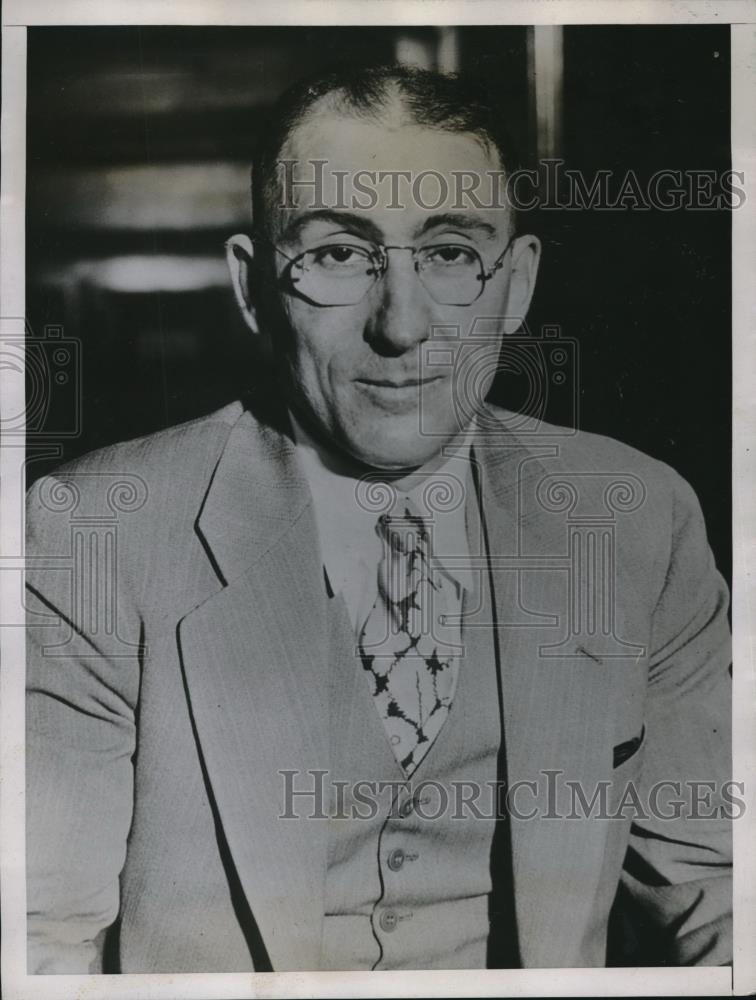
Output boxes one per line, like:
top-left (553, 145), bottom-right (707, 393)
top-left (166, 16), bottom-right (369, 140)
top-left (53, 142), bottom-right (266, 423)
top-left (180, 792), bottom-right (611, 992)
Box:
top-left (177, 406), bottom-right (330, 971)
top-left (476, 413), bottom-right (619, 966)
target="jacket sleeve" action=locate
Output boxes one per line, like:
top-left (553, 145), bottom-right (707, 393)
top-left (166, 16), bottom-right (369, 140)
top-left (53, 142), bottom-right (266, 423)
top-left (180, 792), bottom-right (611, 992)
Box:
top-left (25, 474), bottom-right (141, 974)
top-left (617, 468), bottom-right (733, 965)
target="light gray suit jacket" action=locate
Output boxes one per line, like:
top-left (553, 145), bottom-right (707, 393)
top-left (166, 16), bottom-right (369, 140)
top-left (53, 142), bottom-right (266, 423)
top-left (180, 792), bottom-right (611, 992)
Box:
top-left (26, 396), bottom-right (733, 972)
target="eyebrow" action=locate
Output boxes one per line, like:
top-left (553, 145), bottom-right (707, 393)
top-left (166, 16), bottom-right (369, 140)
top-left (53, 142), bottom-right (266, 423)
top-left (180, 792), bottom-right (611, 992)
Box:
top-left (413, 213), bottom-right (498, 240)
top-left (279, 210), bottom-right (383, 245)
top-left (278, 209), bottom-right (498, 246)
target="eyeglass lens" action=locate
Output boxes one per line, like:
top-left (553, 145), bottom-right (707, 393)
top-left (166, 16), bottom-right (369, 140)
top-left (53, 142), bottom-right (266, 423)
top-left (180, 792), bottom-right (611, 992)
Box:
top-left (288, 243), bottom-right (486, 306)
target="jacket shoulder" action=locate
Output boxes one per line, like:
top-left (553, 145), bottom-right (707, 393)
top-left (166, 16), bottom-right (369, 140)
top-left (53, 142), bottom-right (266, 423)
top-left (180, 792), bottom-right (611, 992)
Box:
top-left (25, 403), bottom-right (248, 620)
top-left (486, 404), bottom-right (687, 496)
top-left (483, 404), bottom-right (711, 569)
top-left (26, 402), bottom-right (245, 538)
top-left (37, 401), bottom-right (243, 482)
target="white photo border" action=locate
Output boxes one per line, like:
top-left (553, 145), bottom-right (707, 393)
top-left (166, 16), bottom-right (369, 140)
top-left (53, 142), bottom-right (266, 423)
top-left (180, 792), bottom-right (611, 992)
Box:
top-left (2, 3), bottom-right (754, 998)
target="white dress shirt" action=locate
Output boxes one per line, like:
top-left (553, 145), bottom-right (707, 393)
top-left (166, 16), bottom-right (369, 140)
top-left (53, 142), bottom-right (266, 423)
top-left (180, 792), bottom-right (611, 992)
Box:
top-left (289, 412), bottom-right (475, 645)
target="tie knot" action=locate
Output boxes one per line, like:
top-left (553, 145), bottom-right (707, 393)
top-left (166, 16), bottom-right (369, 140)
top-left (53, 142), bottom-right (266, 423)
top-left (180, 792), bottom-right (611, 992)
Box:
top-left (377, 500), bottom-right (428, 555)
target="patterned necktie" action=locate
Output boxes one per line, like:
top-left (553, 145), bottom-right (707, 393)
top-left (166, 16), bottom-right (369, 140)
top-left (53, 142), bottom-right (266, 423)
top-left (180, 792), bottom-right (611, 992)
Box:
top-left (358, 498), bottom-right (460, 777)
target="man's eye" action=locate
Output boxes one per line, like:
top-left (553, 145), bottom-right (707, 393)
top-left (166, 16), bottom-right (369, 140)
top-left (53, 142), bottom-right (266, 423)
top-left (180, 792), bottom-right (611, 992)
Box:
top-left (423, 245), bottom-right (478, 267)
top-left (309, 245), bottom-right (370, 269)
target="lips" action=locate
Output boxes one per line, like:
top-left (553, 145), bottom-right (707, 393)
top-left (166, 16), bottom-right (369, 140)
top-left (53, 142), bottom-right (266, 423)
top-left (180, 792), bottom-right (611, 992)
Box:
top-left (354, 374), bottom-right (446, 414)
top-left (357, 376), bottom-right (443, 388)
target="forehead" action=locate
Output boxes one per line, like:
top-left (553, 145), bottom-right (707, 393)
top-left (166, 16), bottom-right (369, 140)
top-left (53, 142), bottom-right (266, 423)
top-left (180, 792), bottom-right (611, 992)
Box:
top-left (271, 105), bottom-right (509, 241)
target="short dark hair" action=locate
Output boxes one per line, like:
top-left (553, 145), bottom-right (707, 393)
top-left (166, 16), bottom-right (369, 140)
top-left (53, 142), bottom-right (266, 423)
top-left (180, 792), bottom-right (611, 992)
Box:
top-left (251, 63), bottom-right (520, 233)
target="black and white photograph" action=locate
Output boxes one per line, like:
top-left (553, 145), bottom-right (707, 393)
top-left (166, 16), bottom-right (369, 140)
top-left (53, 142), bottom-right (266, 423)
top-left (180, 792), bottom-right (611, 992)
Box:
top-left (1, 2), bottom-right (755, 997)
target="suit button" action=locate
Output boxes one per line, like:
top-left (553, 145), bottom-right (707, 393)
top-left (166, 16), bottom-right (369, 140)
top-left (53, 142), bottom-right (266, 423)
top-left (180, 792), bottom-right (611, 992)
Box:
top-left (387, 848), bottom-right (405, 871)
top-left (379, 909), bottom-right (398, 932)
top-left (399, 798), bottom-right (414, 818)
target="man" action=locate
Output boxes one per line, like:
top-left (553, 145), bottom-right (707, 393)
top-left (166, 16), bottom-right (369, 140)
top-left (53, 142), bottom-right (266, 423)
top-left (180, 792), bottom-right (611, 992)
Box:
top-left (26, 65), bottom-right (732, 973)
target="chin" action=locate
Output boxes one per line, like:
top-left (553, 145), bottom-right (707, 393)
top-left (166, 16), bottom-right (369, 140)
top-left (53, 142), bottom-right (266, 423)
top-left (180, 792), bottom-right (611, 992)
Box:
top-left (340, 424), bottom-right (453, 473)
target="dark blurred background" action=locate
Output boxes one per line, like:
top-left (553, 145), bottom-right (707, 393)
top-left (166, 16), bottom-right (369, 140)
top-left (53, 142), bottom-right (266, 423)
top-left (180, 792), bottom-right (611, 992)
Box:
top-left (25, 25), bottom-right (731, 584)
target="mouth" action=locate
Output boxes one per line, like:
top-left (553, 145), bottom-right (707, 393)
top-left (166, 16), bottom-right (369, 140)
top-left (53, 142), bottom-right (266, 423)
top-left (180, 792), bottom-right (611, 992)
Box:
top-left (353, 374), bottom-right (446, 413)
top-left (356, 375), bottom-right (444, 389)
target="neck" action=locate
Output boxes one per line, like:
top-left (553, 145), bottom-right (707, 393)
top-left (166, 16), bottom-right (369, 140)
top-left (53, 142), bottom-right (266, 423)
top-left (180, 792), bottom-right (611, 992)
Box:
top-left (289, 405), bottom-right (474, 489)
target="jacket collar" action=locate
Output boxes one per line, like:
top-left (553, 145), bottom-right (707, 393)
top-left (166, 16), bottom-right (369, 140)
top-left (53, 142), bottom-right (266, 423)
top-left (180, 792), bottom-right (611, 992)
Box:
top-left (195, 398), bottom-right (310, 586)
top-left (194, 397), bottom-right (546, 586)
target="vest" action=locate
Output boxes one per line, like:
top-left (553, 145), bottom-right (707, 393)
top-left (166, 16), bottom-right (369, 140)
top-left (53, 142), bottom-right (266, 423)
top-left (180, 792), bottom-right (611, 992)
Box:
top-left (320, 487), bottom-right (506, 970)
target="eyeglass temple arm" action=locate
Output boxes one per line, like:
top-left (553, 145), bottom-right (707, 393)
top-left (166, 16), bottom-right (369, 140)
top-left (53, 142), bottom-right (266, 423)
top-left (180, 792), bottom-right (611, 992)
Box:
top-left (248, 233), bottom-right (298, 264)
top-left (483, 234), bottom-right (517, 281)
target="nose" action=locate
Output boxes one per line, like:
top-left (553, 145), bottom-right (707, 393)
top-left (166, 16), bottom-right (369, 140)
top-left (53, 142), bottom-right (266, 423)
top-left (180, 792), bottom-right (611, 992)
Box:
top-left (366, 249), bottom-right (433, 357)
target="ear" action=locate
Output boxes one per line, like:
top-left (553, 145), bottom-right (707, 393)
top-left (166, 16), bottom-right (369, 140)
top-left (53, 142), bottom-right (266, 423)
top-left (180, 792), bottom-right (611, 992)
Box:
top-left (225, 233), bottom-right (259, 334)
top-left (502, 234), bottom-right (542, 335)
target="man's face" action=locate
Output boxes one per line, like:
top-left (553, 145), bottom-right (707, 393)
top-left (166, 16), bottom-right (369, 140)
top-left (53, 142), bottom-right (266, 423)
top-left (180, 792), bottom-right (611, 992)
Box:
top-left (239, 102), bottom-right (540, 470)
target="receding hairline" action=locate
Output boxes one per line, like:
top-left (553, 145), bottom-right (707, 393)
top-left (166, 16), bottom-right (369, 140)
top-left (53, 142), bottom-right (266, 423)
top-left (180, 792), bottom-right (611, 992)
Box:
top-left (260, 88), bottom-right (510, 233)
top-left (281, 85), bottom-right (500, 158)
top-left (253, 65), bottom-right (520, 235)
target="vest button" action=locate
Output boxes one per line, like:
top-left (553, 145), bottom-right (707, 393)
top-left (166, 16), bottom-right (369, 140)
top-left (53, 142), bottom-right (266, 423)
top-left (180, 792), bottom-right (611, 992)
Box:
top-left (379, 909), bottom-right (398, 932)
top-left (399, 798), bottom-right (414, 818)
top-left (387, 848), bottom-right (405, 871)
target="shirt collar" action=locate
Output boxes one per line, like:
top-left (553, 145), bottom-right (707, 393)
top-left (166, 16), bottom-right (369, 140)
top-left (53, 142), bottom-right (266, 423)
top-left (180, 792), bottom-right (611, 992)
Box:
top-left (289, 411), bottom-right (475, 596)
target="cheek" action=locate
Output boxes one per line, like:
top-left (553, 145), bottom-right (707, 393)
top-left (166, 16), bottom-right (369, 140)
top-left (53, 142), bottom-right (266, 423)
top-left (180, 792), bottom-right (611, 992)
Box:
top-left (282, 302), bottom-right (366, 399)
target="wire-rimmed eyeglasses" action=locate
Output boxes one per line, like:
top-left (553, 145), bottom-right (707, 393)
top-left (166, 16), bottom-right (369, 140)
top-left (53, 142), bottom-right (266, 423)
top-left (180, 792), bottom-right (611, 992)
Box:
top-left (255, 233), bottom-right (517, 307)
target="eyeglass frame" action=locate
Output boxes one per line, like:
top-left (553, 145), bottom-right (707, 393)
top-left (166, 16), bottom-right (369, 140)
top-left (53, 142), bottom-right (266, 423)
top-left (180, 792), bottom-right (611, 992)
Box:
top-left (250, 231), bottom-right (519, 307)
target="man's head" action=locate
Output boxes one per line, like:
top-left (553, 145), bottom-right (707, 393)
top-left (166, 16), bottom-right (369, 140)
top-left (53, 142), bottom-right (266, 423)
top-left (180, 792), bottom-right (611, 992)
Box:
top-left (227, 64), bottom-right (541, 471)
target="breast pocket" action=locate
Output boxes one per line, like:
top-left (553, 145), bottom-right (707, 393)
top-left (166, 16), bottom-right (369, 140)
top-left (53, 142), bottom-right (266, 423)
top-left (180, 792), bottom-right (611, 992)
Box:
top-left (608, 724), bottom-right (647, 824)
top-left (613, 725), bottom-right (645, 770)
